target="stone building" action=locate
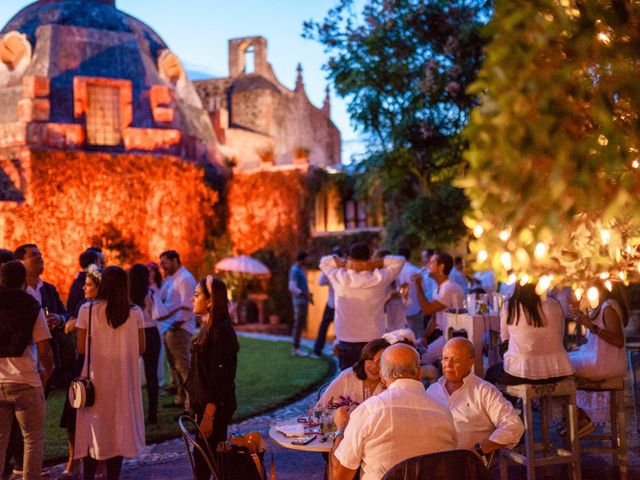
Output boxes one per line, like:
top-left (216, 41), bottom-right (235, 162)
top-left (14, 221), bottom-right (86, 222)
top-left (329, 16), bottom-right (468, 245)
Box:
top-left (0, 0), bottom-right (221, 292)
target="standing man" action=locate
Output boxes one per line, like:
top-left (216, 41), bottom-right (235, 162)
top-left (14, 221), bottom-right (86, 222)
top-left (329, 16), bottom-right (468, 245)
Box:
top-left (427, 338), bottom-right (523, 459)
top-left (330, 343), bottom-right (457, 480)
top-left (14, 244), bottom-right (68, 390)
top-left (0, 260), bottom-right (54, 480)
top-left (412, 251), bottom-right (465, 364)
top-left (397, 248), bottom-right (424, 339)
top-left (450, 256), bottom-right (469, 294)
top-left (289, 252), bottom-right (312, 357)
top-left (312, 246), bottom-right (344, 358)
top-left (320, 243), bottom-right (405, 370)
top-left (157, 250), bottom-right (197, 412)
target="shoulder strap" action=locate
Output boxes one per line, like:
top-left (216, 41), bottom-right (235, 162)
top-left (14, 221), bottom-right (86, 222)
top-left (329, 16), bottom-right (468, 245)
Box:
top-left (87, 302), bottom-right (93, 378)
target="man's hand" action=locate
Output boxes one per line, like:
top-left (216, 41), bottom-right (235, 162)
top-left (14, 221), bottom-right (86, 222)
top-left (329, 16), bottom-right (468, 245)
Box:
top-left (64, 318), bottom-right (77, 334)
top-left (334, 406), bottom-right (351, 430)
top-left (333, 255), bottom-right (347, 268)
top-left (46, 313), bottom-right (63, 330)
top-left (411, 274), bottom-right (423, 286)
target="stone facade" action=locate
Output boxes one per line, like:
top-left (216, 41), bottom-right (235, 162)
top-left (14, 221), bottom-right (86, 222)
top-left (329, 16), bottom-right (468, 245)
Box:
top-left (195, 36), bottom-right (341, 172)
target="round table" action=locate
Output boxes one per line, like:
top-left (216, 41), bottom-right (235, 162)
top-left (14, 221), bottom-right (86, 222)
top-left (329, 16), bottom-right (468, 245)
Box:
top-left (268, 422), bottom-right (333, 453)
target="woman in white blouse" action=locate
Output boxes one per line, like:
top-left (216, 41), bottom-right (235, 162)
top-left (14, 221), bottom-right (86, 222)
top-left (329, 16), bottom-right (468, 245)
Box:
top-left (486, 283), bottom-right (574, 385)
top-left (317, 338), bottom-right (390, 408)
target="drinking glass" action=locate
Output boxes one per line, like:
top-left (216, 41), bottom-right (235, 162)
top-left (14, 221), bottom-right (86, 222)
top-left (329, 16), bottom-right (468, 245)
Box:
top-left (320, 408), bottom-right (336, 434)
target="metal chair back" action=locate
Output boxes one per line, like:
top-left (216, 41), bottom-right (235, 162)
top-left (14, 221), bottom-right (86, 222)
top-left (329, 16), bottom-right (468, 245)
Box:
top-left (178, 415), bottom-right (222, 480)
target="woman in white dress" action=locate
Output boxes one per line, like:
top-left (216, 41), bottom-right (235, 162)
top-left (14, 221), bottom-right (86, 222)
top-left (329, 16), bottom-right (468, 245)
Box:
top-left (568, 282), bottom-right (628, 426)
top-left (316, 338), bottom-right (389, 408)
top-left (75, 266), bottom-right (146, 480)
top-left (486, 283), bottom-right (574, 385)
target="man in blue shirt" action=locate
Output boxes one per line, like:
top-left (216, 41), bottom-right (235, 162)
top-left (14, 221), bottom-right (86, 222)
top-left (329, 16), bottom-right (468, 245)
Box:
top-left (289, 251), bottom-right (312, 356)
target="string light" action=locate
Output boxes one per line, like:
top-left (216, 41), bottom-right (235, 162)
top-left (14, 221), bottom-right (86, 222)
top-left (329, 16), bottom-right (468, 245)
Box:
top-left (587, 287), bottom-right (599, 309)
top-left (519, 274), bottom-right (529, 286)
top-left (473, 225), bottom-right (484, 238)
top-left (574, 288), bottom-right (583, 301)
top-left (596, 32), bottom-right (611, 45)
top-left (499, 229), bottom-right (511, 242)
top-left (477, 250), bottom-right (488, 263)
top-left (600, 229), bottom-right (611, 245)
top-left (632, 159), bottom-right (639, 169)
top-left (534, 242), bottom-right (547, 259)
top-left (536, 275), bottom-right (552, 295)
top-left (604, 279), bottom-right (613, 291)
top-left (500, 252), bottom-right (512, 270)
top-left (599, 272), bottom-right (610, 280)
top-left (508, 273), bottom-right (517, 284)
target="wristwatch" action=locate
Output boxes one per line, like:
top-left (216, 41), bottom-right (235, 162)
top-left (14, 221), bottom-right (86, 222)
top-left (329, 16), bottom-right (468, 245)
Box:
top-left (474, 443), bottom-right (486, 458)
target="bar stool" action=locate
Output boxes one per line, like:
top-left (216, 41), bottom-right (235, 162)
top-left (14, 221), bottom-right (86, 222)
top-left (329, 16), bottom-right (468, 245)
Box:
top-left (627, 342), bottom-right (640, 432)
top-left (499, 378), bottom-right (581, 480)
top-left (575, 376), bottom-right (627, 479)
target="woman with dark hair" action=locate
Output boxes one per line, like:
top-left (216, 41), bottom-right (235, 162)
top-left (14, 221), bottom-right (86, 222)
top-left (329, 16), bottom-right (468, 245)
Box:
top-left (316, 338), bottom-right (390, 408)
top-left (129, 263), bottom-right (161, 424)
top-left (185, 276), bottom-right (239, 480)
top-left (74, 266), bottom-right (146, 480)
top-left (486, 283), bottom-right (573, 386)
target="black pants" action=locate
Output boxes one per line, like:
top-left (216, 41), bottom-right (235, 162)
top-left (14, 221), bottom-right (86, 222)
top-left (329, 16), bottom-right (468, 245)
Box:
top-left (142, 327), bottom-right (161, 420)
top-left (337, 341), bottom-right (368, 370)
top-left (83, 456), bottom-right (122, 480)
top-left (193, 405), bottom-right (234, 480)
top-left (313, 306), bottom-right (334, 355)
top-left (485, 362), bottom-right (567, 386)
top-left (1, 417), bottom-right (22, 475)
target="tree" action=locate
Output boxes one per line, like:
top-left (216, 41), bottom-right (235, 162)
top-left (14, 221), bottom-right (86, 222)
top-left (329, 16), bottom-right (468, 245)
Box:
top-left (304, 0), bottom-right (491, 250)
top-left (461, 0), bottom-right (640, 290)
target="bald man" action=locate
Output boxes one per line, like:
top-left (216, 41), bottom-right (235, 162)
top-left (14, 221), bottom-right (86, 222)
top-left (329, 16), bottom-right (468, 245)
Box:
top-left (427, 338), bottom-right (524, 462)
top-left (330, 343), bottom-right (457, 480)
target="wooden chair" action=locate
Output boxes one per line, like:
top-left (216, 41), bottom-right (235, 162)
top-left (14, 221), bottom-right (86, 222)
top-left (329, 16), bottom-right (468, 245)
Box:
top-left (499, 378), bottom-right (581, 480)
top-left (575, 376), bottom-right (627, 480)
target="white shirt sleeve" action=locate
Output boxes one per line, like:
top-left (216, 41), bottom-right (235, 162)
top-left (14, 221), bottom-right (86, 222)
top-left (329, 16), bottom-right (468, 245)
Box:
top-left (32, 310), bottom-right (52, 343)
top-left (500, 305), bottom-right (510, 342)
top-left (319, 255), bottom-right (339, 277)
top-left (483, 384), bottom-right (525, 448)
top-left (379, 255), bottom-right (405, 283)
top-left (334, 404), bottom-right (368, 471)
top-left (318, 272), bottom-right (330, 287)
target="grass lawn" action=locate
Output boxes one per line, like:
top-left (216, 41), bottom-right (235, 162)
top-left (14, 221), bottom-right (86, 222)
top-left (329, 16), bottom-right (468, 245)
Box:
top-left (43, 336), bottom-right (331, 463)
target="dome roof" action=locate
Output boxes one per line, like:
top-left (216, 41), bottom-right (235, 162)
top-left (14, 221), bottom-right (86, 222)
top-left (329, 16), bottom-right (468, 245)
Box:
top-left (0, 0), bottom-right (219, 159)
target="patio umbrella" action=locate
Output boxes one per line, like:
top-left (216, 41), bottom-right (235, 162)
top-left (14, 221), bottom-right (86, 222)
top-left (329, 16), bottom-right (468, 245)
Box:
top-left (215, 255), bottom-right (270, 276)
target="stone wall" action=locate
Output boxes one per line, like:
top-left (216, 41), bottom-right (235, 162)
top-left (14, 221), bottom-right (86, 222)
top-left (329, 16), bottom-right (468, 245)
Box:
top-left (0, 148), bottom-right (217, 296)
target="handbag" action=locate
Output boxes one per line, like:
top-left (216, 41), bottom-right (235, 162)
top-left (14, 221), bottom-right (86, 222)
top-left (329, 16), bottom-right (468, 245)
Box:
top-left (216, 432), bottom-right (276, 480)
top-left (68, 302), bottom-right (95, 409)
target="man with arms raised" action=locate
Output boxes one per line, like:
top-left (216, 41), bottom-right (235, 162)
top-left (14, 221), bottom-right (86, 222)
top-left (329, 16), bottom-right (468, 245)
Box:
top-left (427, 338), bottom-right (523, 462)
top-left (330, 343), bottom-right (457, 480)
top-left (320, 243), bottom-right (405, 370)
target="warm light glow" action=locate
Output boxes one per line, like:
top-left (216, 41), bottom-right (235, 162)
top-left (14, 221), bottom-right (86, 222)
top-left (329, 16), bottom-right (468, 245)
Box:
top-left (597, 32), bottom-right (611, 45)
top-left (587, 287), bottom-right (599, 309)
top-left (534, 242), bottom-right (547, 259)
top-left (626, 245), bottom-right (633, 254)
top-left (632, 159), bottom-right (640, 169)
top-left (574, 288), bottom-right (583, 301)
top-left (618, 271), bottom-right (626, 281)
top-left (519, 274), bottom-right (529, 286)
top-left (536, 275), bottom-right (552, 295)
top-left (499, 229), bottom-right (511, 242)
top-left (500, 251), bottom-right (512, 270)
top-left (508, 273), bottom-right (517, 284)
top-left (477, 250), bottom-right (488, 263)
top-left (604, 280), bottom-right (612, 291)
top-left (600, 229), bottom-right (611, 245)
top-left (473, 225), bottom-right (484, 238)
top-left (599, 272), bottom-right (610, 280)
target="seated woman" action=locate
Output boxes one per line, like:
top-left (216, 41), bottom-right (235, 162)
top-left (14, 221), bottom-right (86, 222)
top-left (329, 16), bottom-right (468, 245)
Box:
top-left (316, 338), bottom-right (390, 408)
top-left (486, 283), bottom-right (574, 386)
top-left (568, 282), bottom-right (628, 430)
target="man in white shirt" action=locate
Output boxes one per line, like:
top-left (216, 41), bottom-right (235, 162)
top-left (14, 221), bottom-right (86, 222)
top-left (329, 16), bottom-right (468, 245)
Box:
top-left (412, 251), bottom-right (465, 365)
top-left (319, 242), bottom-right (405, 370)
top-left (0, 261), bottom-right (54, 480)
top-left (158, 250), bottom-right (197, 411)
top-left (450, 256), bottom-right (469, 294)
top-left (330, 343), bottom-right (457, 480)
top-left (427, 338), bottom-right (523, 462)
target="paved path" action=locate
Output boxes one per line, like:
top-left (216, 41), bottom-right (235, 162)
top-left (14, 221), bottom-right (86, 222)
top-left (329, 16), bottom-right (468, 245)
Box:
top-left (44, 334), bottom-right (640, 479)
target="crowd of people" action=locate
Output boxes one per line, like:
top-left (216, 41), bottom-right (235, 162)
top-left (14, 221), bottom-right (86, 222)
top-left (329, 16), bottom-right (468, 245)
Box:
top-left (0, 239), bottom-right (631, 480)
top-left (0, 245), bottom-right (238, 480)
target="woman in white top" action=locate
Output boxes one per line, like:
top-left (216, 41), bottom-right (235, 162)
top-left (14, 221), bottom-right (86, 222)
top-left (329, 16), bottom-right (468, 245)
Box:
top-left (486, 283), bottom-right (573, 385)
top-left (317, 338), bottom-right (390, 408)
top-left (129, 264), bottom-right (162, 425)
top-left (75, 266), bottom-right (146, 480)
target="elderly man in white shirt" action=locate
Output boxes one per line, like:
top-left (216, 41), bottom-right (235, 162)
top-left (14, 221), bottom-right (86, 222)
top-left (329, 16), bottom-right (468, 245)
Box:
top-left (330, 343), bottom-right (457, 480)
top-left (427, 338), bottom-right (523, 462)
top-left (319, 242), bottom-right (405, 370)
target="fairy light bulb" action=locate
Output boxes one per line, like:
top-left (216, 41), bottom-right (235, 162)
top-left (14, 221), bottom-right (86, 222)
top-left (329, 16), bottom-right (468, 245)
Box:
top-left (604, 280), bottom-right (613, 291)
top-left (473, 225), bottom-right (484, 238)
top-left (574, 288), bottom-right (583, 301)
top-left (597, 32), bottom-right (611, 45)
top-left (499, 229), bottom-right (511, 242)
top-left (600, 229), bottom-right (611, 245)
top-left (599, 272), bottom-right (610, 280)
top-left (500, 252), bottom-right (512, 270)
top-left (477, 250), bottom-right (488, 263)
top-left (536, 275), bottom-right (552, 295)
top-left (508, 273), bottom-right (517, 284)
top-left (519, 274), bottom-right (529, 286)
top-left (632, 159), bottom-right (640, 169)
top-left (587, 287), bottom-right (599, 309)
top-left (533, 242), bottom-right (547, 259)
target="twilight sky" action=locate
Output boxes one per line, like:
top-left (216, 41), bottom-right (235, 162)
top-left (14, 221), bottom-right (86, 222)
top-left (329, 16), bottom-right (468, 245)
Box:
top-left (0, 0), bottom-right (366, 162)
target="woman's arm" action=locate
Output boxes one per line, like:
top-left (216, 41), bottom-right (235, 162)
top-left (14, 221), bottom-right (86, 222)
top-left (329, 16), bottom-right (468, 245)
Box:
top-left (597, 305), bottom-right (625, 349)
